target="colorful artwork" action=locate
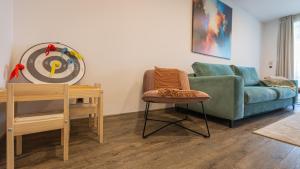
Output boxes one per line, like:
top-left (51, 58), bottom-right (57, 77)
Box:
top-left (192, 0), bottom-right (232, 59)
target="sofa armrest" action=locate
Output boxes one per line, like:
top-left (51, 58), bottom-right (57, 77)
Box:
top-left (292, 80), bottom-right (298, 104)
top-left (188, 75), bottom-right (244, 120)
top-left (291, 80), bottom-right (298, 89)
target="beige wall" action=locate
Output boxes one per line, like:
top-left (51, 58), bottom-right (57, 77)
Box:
top-left (12, 0), bottom-right (262, 115)
top-left (0, 0), bottom-right (13, 138)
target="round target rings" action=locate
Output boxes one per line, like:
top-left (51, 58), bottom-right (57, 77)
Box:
top-left (20, 42), bottom-right (85, 85)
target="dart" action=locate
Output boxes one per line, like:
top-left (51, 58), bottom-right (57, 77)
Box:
top-left (61, 48), bottom-right (69, 57)
top-left (50, 61), bottom-right (61, 77)
top-left (69, 50), bottom-right (84, 60)
top-left (9, 64), bottom-right (25, 80)
top-left (45, 44), bottom-right (57, 56)
top-left (67, 58), bottom-right (74, 64)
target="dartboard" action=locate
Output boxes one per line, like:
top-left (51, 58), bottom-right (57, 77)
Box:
top-left (20, 42), bottom-right (85, 85)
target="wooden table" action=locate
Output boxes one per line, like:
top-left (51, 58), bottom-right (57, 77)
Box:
top-left (0, 85), bottom-right (104, 143)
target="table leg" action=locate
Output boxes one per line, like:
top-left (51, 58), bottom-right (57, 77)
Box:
top-left (99, 95), bottom-right (104, 143)
top-left (93, 113), bottom-right (98, 129)
top-left (16, 136), bottom-right (22, 155)
top-left (15, 102), bottom-right (23, 156)
top-left (88, 114), bottom-right (92, 128)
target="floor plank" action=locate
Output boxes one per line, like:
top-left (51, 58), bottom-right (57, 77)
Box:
top-left (276, 147), bottom-right (300, 169)
top-left (0, 107), bottom-right (299, 169)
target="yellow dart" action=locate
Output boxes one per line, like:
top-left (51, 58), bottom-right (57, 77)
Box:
top-left (69, 50), bottom-right (84, 60)
top-left (50, 61), bottom-right (61, 77)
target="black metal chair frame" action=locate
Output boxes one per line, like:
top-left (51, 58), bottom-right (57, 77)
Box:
top-left (142, 102), bottom-right (210, 138)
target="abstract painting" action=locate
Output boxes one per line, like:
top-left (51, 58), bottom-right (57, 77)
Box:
top-left (192, 0), bottom-right (232, 59)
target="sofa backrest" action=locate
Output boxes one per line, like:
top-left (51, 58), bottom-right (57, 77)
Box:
top-left (230, 65), bottom-right (260, 86)
top-left (192, 62), bottom-right (234, 76)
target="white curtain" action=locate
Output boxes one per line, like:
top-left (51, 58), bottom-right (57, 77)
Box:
top-left (276, 16), bottom-right (294, 79)
top-left (293, 14), bottom-right (300, 83)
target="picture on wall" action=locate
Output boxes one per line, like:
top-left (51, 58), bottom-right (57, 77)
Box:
top-left (192, 0), bottom-right (232, 59)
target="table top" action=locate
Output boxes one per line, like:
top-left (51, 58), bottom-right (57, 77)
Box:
top-left (0, 85), bottom-right (103, 103)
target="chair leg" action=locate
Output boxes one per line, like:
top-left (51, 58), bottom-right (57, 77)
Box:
top-left (201, 102), bottom-right (210, 137)
top-left (63, 123), bottom-right (69, 161)
top-left (142, 102), bottom-right (150, 138)
top-left (174, 102), bottom-right (210, 137)
top-left (93, 113), bottom-right (98, 128)
top-left (16, 136), bottom-right (23, 155)
top-left (88, 114), bottom-right (92, 128)
top-left (142, 102), bottom-right (211, 138)
top-left (7, 129), bottom-right (14, 169)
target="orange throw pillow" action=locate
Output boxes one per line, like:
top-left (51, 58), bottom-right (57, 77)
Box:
top-left (154, 67), bottom-right (182, 90)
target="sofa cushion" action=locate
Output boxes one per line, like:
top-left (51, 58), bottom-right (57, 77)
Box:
top-left (231, 66), bottom-right (260, 86)
top-left (192, 62), bottom-right (234, 76)
top-left (270, 87), bottom-right (296, 99)
top-left (244, 87), bottom-right (278, 104)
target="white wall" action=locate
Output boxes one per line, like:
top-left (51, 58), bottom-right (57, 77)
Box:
top-left (12, 0), bottom-right (262, 115)
top-left (0, 0), bottom-right (13, 138)
top-left (0, 0), bottom-right (13, 87)
top-left (260, 19), bottom-right (279, 77)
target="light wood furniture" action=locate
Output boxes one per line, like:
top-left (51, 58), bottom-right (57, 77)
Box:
top-left (69, 84), bottom-right (104, 143)
top-left (17, 84), bottom-right (104, 153)
top-left (6, 84), bottom-right (70, 169)
top-left (70, 84), bottom-right (100, 125)
top-left (0, 84), bottom-right (103, 169)
top-left (0, 85), bottom-right (104, 143)
top-left (70, 99), bottom-right (97, 124)
top-left (62, 84), bottom-right (102, 145)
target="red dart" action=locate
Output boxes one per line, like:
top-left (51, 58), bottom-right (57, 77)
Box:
top-left (45, 44), bottom-right (57, 56)
top-left (9, 64), bottom-right (25, 80)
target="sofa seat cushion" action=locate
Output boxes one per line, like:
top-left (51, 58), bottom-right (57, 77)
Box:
top-left (143, 89), bottom-right (210, 103)
top-left (270, 87), bottom-right (296, 99)
top-left (244, 87), bottom-right (278, 104)
top-left (192, 62), bottom-right (234, 76)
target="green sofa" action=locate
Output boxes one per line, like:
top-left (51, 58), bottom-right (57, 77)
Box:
top-left (176, 62), bottom-right (298, 127)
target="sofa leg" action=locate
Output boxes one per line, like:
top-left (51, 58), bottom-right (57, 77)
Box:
top-left (293, 105), bottom-right (295, 110)
top-left (229, 120), bottom-right (235, 128)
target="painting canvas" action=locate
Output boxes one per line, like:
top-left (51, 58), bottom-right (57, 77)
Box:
top-left (192, 0), bottom-right (232, 59)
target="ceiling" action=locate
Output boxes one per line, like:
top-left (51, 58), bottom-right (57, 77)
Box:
top-left (232, 0), bottom-right (300, 22)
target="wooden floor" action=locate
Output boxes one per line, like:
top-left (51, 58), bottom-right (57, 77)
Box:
top-left (1, 106), bottom-right (300, 169)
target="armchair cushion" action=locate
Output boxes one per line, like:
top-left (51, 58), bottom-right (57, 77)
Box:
top-left (192, 62), bottom-right (234, 76)
top-left (154, 67), bottom-right (181, 89)
top-left (231, 66), bottom-right (260, 86)
top-left (244, 87), bottom-right (277, 104)
top-left (143, 89), bottom-right (210, 103)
